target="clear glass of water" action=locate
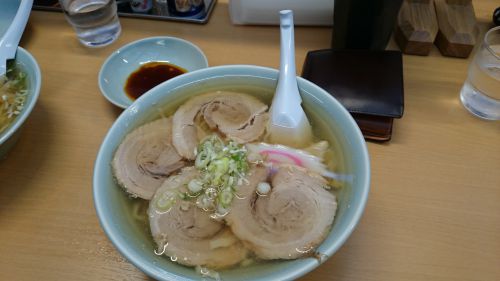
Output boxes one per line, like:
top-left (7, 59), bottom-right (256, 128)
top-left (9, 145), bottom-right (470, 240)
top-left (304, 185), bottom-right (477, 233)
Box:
top-left (460, 26), bottom-right (500, 120)
top-left (59, 0), bottom-right (122, 48)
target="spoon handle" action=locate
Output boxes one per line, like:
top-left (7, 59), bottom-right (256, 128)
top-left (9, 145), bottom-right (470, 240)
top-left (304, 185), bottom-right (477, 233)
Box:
top-left (276, 10), bottom-right (301, 106)
top-left (0, 0), bottom-right (34, 76)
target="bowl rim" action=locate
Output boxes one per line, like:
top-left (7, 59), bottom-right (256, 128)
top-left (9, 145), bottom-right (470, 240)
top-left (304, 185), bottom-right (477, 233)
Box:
top-left (93, 64), bottom-right (370, 281)
top-left (98, 36), bottom-right (209, 109)
top-left (0, 47), bottom-right (41, 146)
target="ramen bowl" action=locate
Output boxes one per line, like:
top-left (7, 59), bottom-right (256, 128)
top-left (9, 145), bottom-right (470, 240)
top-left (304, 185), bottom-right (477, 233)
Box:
top-left (93, 65), bottom-right (370, 281)
top-left (0, 47), bottom-right (41, 159)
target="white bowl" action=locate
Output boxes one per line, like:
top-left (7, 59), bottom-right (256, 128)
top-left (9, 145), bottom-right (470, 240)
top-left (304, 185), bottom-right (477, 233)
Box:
top-left (94, 65), bottom-right (370, 281)
top-left (98, 36), bottom-right (208, 108)
top-left (0, 47), bottom-right (42, 159)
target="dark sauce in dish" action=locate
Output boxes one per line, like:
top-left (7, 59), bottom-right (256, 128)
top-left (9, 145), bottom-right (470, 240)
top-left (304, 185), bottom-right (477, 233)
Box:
top-left (124, 62), bottom-right (187, 100)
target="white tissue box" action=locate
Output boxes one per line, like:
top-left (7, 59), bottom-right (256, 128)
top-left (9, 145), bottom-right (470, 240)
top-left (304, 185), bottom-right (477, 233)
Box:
top-left (228, 0), bottom-right (334, 26)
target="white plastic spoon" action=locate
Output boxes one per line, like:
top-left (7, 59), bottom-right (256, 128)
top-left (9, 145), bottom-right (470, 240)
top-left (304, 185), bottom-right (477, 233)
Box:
top-left (268, 10), bottom-right (313, 148)
top-left (0, 0), bottom-right (33, 76)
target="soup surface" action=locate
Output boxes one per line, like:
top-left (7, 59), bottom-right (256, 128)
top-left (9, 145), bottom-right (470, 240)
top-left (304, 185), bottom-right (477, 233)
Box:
top-left (111, 86), bottom-right (349, 279)
top-left (0, 64), bottom-right (28, 134)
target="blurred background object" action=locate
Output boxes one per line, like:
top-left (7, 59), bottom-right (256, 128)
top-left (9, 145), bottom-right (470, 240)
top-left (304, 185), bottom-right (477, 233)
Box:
top-left (130, 0), bottom-right (152, 14)
top-left (35, 0), bottom-right (58, 5)
top-left (58, 0), bottom-right (122, 47)
top-left (494, 6), bottom-right (500, 26)
top-left (331, 0), bottom-right (403, 50)
top-left (395, 0), bottom-right (438, 56)
top-left (153, 0), bottom-right (168, 15)
top-left (166, 0), bottom-right (205, 19)
top-left (434, 0), bottom-right (478, 58)
top-left (228, 0), bottom-right (334, 26)
top-left (459, 26), bottom-right (500, 120)
top-left (34, 0), bottom-right (216, 23)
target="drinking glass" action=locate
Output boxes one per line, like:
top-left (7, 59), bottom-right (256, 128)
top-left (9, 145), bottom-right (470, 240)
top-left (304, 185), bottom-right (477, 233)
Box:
top-left (460, 26), bottom-right (500, 120)
top-left (59, 0), bottom-right (122, 48)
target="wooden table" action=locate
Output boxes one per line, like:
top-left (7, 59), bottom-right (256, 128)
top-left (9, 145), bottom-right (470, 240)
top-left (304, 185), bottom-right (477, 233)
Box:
top-left (1, 1), bottom-right (499, 280)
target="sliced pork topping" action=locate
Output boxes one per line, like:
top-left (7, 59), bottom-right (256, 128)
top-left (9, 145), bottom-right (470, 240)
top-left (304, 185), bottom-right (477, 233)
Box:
top-left (172, 91), bottom-right (268, 160)
top-left (149, 167), bottom-right (248, 269)
top-left (226, 165), bottom-right (337, 260)
top-left (112, 118), bottom-right (187, 200)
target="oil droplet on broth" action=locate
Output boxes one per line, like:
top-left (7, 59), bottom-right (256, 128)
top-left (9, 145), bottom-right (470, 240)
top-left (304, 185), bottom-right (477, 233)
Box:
top-left (295, 245), bottom-right (314, 254)
top-left (256, 190), bottom-right (268, 197)
top-left (155, 207), bottom-right (172, 215)
top-left (234, 193), bottom-right (246, 200)
top-left (200, 267), bottom-right (209, 274)
top-left (154, 242), bottom-right (168, 255)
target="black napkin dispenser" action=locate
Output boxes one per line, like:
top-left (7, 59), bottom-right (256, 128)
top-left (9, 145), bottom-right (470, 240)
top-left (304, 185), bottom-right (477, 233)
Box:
top-left (301, 49), bottom-right (404, 141)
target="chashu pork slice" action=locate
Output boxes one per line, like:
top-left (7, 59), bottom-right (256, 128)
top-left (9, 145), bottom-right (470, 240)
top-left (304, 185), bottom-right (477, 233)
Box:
top-left (172, 91), bottom-right (268, 160)
top-left (112, 118), bottom-right (187, 200)
top-left (149, 167), bottom-right (248, 269)
top-left (226, 165), bottom-right (337, 260)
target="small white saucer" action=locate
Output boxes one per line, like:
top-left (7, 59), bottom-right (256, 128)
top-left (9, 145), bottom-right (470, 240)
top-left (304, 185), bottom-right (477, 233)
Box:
top-left (98, 36), bottom-right (208, 108)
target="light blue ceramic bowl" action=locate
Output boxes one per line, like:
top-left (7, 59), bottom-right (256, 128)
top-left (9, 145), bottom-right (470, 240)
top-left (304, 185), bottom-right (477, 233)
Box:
top-left (93, 65), bottom-right (370, 281)
top-left (0, 47), bottom-right (41, 159)
top-left (99, 36), bottom-right (208, 109)
top-left (0, 0), bottom-right (20, 37)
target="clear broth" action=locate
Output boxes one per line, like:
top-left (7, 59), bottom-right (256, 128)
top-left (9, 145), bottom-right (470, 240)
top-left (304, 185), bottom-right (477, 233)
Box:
top-left (118, 84), bottom-right (350, 274)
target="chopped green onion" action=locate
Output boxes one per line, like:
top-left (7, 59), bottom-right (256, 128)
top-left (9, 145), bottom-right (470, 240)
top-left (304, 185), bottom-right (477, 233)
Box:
top-left (219, 189), bottom-right (233, 207)
top-left (187, 179), bottom-right (203, 194)
top-left (155, 191), bottom-right (177, 212)
top-left (195, 150), bottom-right (210, 169)
top-left (188, 135), bottom-right (249, 216)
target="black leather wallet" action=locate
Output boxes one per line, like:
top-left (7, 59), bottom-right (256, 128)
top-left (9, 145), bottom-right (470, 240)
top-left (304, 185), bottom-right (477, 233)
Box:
top-left (302, 49), bottom-right (404, 141)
